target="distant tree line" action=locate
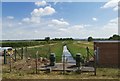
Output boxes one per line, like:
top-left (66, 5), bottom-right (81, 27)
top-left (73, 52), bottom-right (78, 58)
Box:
top-left (52, 38), bottom-right (73, 41)
top-left (108, 34), bottom-right (120, 40)
top-left (44, 37), bottom-right (73, 41)
top-left (87, 34), bottom-right (120, 42)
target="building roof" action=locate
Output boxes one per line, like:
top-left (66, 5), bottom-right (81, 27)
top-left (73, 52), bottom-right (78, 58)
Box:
top-left (94, 40), bottom-right (120, 43)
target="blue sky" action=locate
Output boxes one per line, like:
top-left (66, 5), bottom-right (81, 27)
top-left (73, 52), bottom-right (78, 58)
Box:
top-left (2, 1), bottom-right (119, 40)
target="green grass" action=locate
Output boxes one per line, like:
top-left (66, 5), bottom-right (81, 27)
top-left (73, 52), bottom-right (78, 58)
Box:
top-left (19, 42), bottom-right (64, 62)
top-left (50, 43), bottom-right (63, 62)
top-left (2, 66), bottom-right (120, 79)
top-left (67, 41), bottom-right (94, 59)
top-left (14, 41), bottom-right (93, 62)
top-left (2, 41), bottom-right (120, 79)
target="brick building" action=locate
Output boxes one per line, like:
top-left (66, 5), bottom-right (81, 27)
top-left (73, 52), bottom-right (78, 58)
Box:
top-left (94, 41), bottom-right (120, 67)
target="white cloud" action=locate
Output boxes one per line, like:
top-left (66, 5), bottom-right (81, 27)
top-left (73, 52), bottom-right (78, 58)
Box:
top-left (18, 22), bottom-right (22, 25)
top-left (8, 24), bottom-right (13, 27)
top-left (94, 17), bottom-right (118, 37)
top-left (92, 17), bottom-right (98, 21)
top-left (22, 5), bottom-right (56, 24)
top-left (58, 28), bottom-right (67, 31)
top-left (58, 24), bottom-right (85, 34)
top-left (57, 24), bottom-right (87, 38)
top-left (72, 25), bottom-right (84, 29)
top-left (22, 6), bottom-right (56, 24)
top-left (7, 16), bottom-right (14, 19)
top-left (57, 17), bottom-right (118, 38)
top-left (22, 18), bottom-right (30, 23)
top-left (60, 18), bottom-right (64, 21)
top-left (2, 17), bottom-right (118, 40)
top-left (53, 0), bottom-right (59, 5)
top-left (31, 16), bottom-right (41, 23)
top-left (83, 24), bottom-right (92, 27)
top-left (35, 1), bottom-right (47, 7)
top-left (2, 0), bottom-right (119, 40)
top-left (113, 6), bottom-right (119, 11)
top-left (101, 0), bottom-right (120, 11)
top-left (31, 6), bottom-right (56, 17)
top-left (22, 16), bottom-right (41, 24)
top-left (34, 30), bottom-right (38, 33)
top-left (51, 19), bottom-right (69, 27)
top-left (102, 18), bottom-right (118, 31)
top-left (109, 17), bottom-right (118, 24)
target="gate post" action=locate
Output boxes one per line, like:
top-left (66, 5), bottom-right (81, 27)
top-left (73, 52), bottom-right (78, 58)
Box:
top-left (86, 47), bottom-right (89, 61)
top-left (76, 53), bottom-right (81, 74)
top-left (4, 50), bottom-right (7, 64)
top-left (94, 50), bottom-right (97, 76)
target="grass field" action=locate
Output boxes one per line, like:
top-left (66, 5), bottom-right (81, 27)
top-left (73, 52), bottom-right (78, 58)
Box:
top-left (67, 41), bottom-right (94, 59)
top-left (14, 42), bottom-right (63, 62)
top-left (27, 42), bottom-right (63, 62)
top-left (2, 41), bottom-right (120, 79)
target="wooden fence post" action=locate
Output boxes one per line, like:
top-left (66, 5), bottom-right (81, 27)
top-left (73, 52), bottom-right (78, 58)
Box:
top-left (25, 47), bottom-right (27, 59)
top-left (63, 55), bottom-right (65, 74)
top-left (4, 50), bottom-right (7, 64)
top-left (21, 48), bottom-right (23, 59)
top-left (35, 51), bottom-right (38, 74)
top-left (9, 56), bottom-right (12, 72)
top-left (14, 48), bottom-right (17, 61)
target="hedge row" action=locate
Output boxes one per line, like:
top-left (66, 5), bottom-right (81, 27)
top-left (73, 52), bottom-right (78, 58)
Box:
top-left (1, 41), bottom-right (47, 48)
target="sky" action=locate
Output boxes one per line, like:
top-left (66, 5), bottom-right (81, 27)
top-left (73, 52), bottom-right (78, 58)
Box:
top-left (1, 0), bottom-right (119, 40)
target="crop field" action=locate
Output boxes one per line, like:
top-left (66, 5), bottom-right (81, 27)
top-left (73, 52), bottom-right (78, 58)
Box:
top-left (1, 41), bottom-right (120, 79)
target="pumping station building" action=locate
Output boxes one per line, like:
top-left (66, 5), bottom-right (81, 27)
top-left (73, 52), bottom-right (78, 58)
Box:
top-left (94, 41), bottom-right (120, 67)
